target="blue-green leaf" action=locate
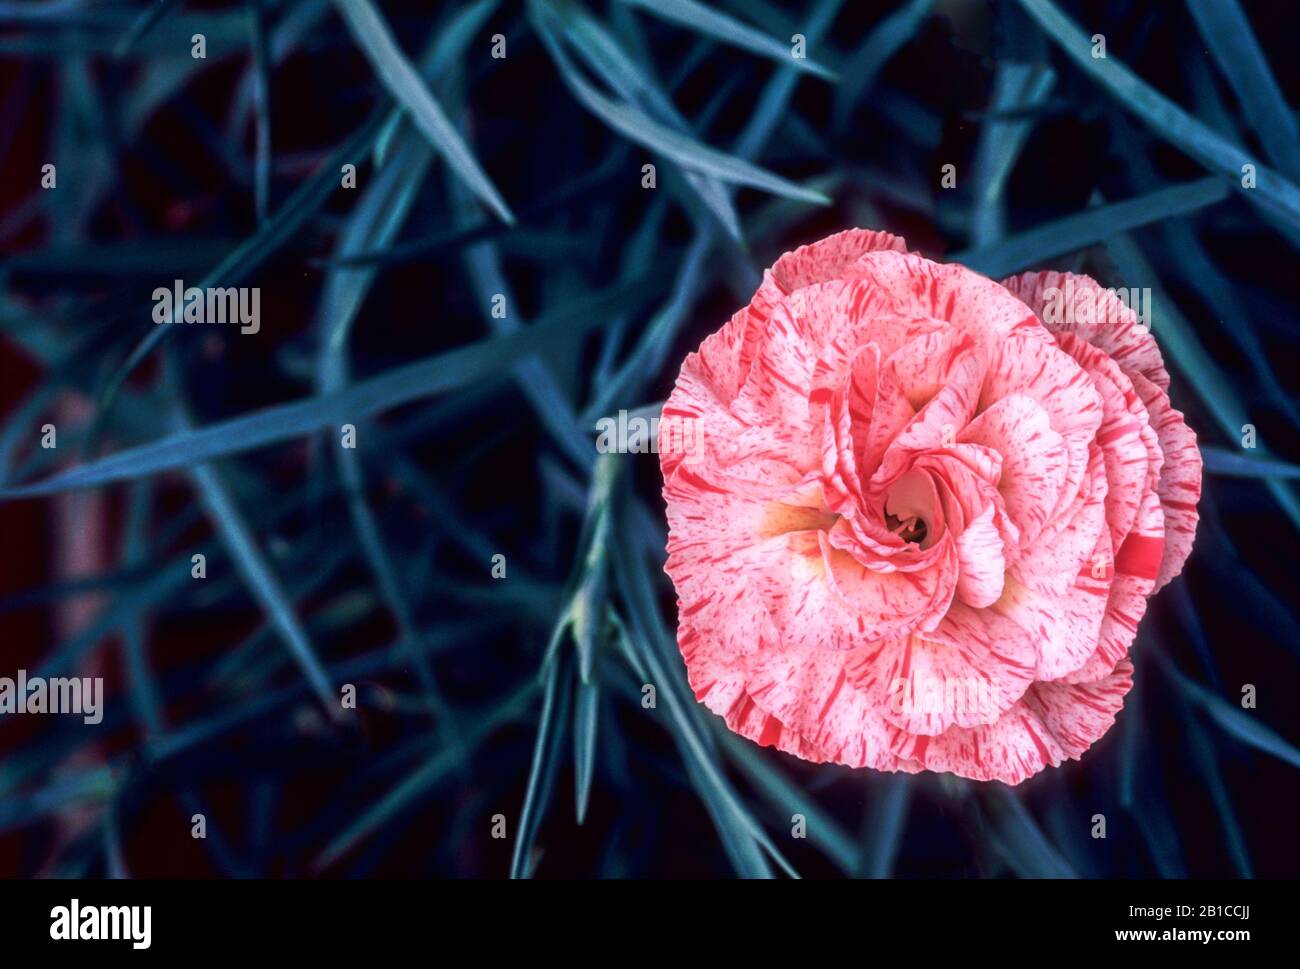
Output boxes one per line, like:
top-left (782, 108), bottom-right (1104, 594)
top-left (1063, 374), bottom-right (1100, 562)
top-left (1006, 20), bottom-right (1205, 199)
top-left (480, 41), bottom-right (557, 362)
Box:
top-left (332, 0), bottom-right (514, 224)
top-left (1186, 0), bottom-right (1300, 179)
top-left (1016, 0), bottom-right (1300, 230)
top-left (616, 0), bottom-right (837, 81)
top-left (2, 276), bottom-right (659, 500)
top-left (531, 1), bottom-right (829, 206)
top-left (832, 0), bottom-right (932, 129)
top-left (956, 177), bottom-right (1228, 277)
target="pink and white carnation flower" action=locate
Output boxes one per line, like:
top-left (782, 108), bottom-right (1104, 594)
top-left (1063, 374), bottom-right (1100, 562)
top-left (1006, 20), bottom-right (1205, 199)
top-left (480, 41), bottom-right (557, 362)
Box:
top-left (658, 229), bottom-right (1201, 784)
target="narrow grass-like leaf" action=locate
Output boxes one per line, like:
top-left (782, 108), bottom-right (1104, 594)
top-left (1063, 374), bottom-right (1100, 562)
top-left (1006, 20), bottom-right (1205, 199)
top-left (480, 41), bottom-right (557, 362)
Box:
top-left (511, 656), bottom-right (574, 878)
top-left (315, 128), bottom-right (453, 720)
top-left (373, 0), bottom-right (499, 168)
top-left (1201, 445), bottom-right (1300, 480)
top-left (720, 731), bottom-right (857, 874)
top-left (314, 683), bottom-right (536, 870)
top-left (614, 506), bottom-right (797, 878)
top-left (1167, 659), bottom-right (1300, 771)
top-left (955, 177), bottom-right (1228, 277)
top-left (121, 481), bottom-right (166, 742)
top-left (1181, 706), bottom-right (1253, 877)
top-left (615, 0), bottom-right (837, 81)
top-left (113, 0), bottom-right (182, 58)
top-left (832, 0), bottom-right (932, 129)
top-left (1114, 121), bottom-right (1300, 431)
top-left (448, 172), bottom-right (597, 469)
top-left (103, 795), bottom-right (129, 878)
top-left (984, 786), bottom-right (1075, 878)
top-left (583, 232), bottom-right (713, 422)
top-left (857, 774), bottom-right (913, 878)
top-left (1169, 580), bottom-right (1222, 690)
top-left (1120, 672), bottom-right (1187, 877)
top-left (1130, 770), bottom-right (1187, 878)
top-left (531, 1), bottom-right (828, 206)
top-left (225, 0), bottom-right (332, 139)
top-left (613, 533), bottom-right (772, 876)
top-left (733, 0), bottom-right (843, 161)
top-left (0, 766), bottom-right (116, 833)
top-left (188, 453), bottom-right (336, 712)
top-left (969, 62), bottom-right (1055, 246)
top-left (1186, 0), bottom-right (1300, 179)
top-left (327, 153), bottom-right (625, 268)
top-left (2, 276), bottom-right (659, 499)
top-left (100, 113), bottom-right (385, 414)
top-left (246, 0), bottom-right (273, 225)
top-left (607, 609), bottom-right (647, 682)
top-left (1016, 0), bottom-right (1300, 230)
top-left (1105, 231), bottom-right (1300, 534)
top-left (573, 680), bottom-right (599, 824)
top-left (332, 0), bottom-right (514, 224)
top-left (548, 0), bottom-right (742, 242)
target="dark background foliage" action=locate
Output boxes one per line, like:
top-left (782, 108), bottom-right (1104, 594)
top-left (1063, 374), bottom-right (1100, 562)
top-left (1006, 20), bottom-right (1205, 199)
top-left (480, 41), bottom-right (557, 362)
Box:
top-left (1, 0), bottom-right (1298, 878)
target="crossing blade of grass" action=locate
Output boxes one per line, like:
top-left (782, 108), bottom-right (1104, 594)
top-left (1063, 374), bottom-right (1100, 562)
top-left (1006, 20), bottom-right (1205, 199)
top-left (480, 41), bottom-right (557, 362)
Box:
top-left (1131, 774), bottom-right (1187, 878)
top-left (1016, 0), bottom-right (1300, 230)
top-left (121, 480), bottom-right (166, 742)
top-left (1180, 705), bottom-right (1253, 877)
top-left (1, 275), bottom-right (659, 499)
top-left (720, 730), bottom-right (857, 874)
top-left (583, 230), bottom-right (713, 422)
top-left (614, 0), bottom-right (836, 82)
top-left (325, 152), bottom-right (625, 268)
top-left (103, 795), bottom-right (129, 878)
top-left (34, 551), bottom-right (193, 680)
top-left (1114, 121), bottom-right (1300, 432)
top-left (0, 378), bottom-right (63, 481)
top-left (332, 0), bottom-right (514, 225)
top-left (1117, 669), bottom-right (1187, 878)
top-left (154, 625), bottom-right (488, 764)
top-left (99, 113), bottom-right (385, 417)
top-left (612, 517), bottom-right (795, 878)
top-left (372, 0), bottom-right (499, 167)
top-left (531, 1), bottom-right (828, 207)
top-left (1162, 656), bottom-right (1300, 771)
top-left (113, 0), bottom-right (183, 58)
top-left (1186, 0), bottom-right (1300, 179)
top-left (547, 0), bottom-right (743, 243)
top-left (856, 774), bottom-right (913, 878)
top-left (1169, 580), bottom-right (1222, 689)
top-left (449, 173), bottom-right (596, 470)
top-left (511, 655), bottom-right (575, 878)
top-left (1118, 661), bottom-right (1142, 812)
top-left (315, 129), bottom-right (455, 723)
top-left (733, 0), bottom-right (843, 162)
top-left (1157, 215), bottom-right (1300, 430)
top-left (832, 0), bottom-right (932, 130)
top-left (984, 786), bottom-right (1075, 878)
top-left (184, 445), bottom-right (336, 714)
top-left (314, 682), bottom-right (537, 870)
top-left (0, 766), bottom-right (116, 833)
top-left (1201, 445), bottom-right (1300, 479)
top-left (969, 62), bottom-right (1056, 247)
top-left (225, 0), bottom-right (332, 140)
top-left (954, 176), bottom-right (1228, 277)
top-left (1104, 231), bottom-right (1300, 534)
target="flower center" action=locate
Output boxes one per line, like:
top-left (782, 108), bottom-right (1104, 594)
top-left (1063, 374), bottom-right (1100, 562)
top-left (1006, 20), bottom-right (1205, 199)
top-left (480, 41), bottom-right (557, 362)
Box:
top-left (882, 469), bottom-right (937, 548)
top-left (884, 512), bottom-right (928, 545)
